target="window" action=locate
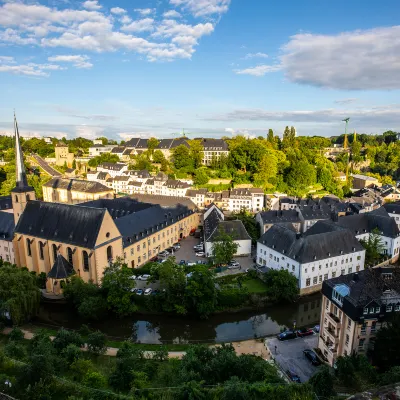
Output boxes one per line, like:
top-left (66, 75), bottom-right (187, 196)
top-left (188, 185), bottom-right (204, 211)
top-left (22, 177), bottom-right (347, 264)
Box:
top-left (332, 271), bottom-right (336, 278)
top-left (324, 273), bottom-right (328, 280)
top-left (375, 306), bottom-right (380, 313)
top-left (67, 247), bottom-right (73, 266)
top-left (334, 261), bottom-right (337, 266)
top-left (370, 307), bottom-right (375, 314)
top-left (395, 305), bottom-right (400, 312)
top-left (39, 241), bottom-right (44, 260)
top-left (363, 307), bottom-right (368, 315)
top-left (347, 320), bottom-right (351, 330)
top-left (306, 278), bottom-right (311, 287)
top-left (345, 334), bottom-right (349, 345)
top-left (153, 237), bottom-right (156, 243)
top-left (138, 256), bottom-right (141, 264)
top-left (305, 268), bottom-right (308, 273)
top-left (348, 267), bottom-right (352, 274)
top-left (82, 251), bottom-right (89, 271)
top-left (357, 256), bottom-right (361, 260)
top-left (15, 195), bottom-right (18, 203)
top-left (359, 338), bottom-right (365, 349)
top-left (326, 300), bottom-right (330, 310)
top-left (292, 265), bottom-right (295, 271)
top-left (52, 244), bottom-right (57, 261)
top-left (131, 248), bottom-right (134, 256)
top-left (313, 277), bottom-right (317, 285)
top-left (143, 242), bottom-right (146, 249)
top-left (26, 194), bottom-right (30, 202)
top-left (341, 269), bottom-right (345, 275)
top-left (319, 275), bottom-right (322, 283)
top-left (361, 322), bottom-right (366, 333)
top-left (26, 238), bottom-right (32, 257)
top-left (107, 246), bottom-right (113, 261)
top-left (137, 245), bottom-right (140, 252)
top-left (371, 321), bottom-right (377, 333)
top-left (312, 267), bottom-right (315, 272)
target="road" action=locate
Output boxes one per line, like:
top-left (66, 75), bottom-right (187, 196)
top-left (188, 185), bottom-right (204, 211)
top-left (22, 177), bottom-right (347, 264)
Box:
top-left (31, 154), bottom-right (62, 177)
top-left (267, 334), bottom-right (319, 382)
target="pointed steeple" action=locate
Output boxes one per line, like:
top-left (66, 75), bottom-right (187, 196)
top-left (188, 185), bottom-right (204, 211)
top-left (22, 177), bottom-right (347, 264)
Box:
top-left (14, 112), bottom-right (30, 190)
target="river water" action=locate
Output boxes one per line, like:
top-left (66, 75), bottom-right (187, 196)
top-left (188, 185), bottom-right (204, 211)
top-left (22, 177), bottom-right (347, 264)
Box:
top-left (35, 294), bottom-right (321, 344)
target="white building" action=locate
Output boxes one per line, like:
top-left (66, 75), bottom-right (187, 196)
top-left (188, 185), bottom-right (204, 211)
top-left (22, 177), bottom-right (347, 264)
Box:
top-left (200, 139), bottom-right (229, 166)
top-left (384, 202), bottom-right (400, 229)
top-left (227, 188), bottom-right (264, 213)
top-left (89, 145), bottom-right (116, 157)
top-left (97, 162), bottom-right (128, 178)
top-left (257, 221), bottom-right (366, 295)
top-left (0, 212), bottom-right (15, 264)
top-left (203, 204), bottom-right (252, 258)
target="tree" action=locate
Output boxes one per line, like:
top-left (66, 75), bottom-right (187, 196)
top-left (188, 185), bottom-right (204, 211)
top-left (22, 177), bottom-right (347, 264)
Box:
top-left (360, 228), bottom-right (385, 266)
top-left (83, 371), bottom-right (107, 388)
top-left (153, 149), bottom-right (166, 163)
top-left (286, 159), bottom-right (316, 194)
top-left (267, 129), bottom-right (274, 144)
top-left (309, 365), bottom-right (335, 398)
top-left (147, 137), bottom-right (160, 156)
top-left (72, 159), bottom-right (76, 169)
top-left (193, 169), bottom-right (209, 185)
top-left (101, 259), bottom-right (137, 317)
top-left (172, 144), bottom-right (192, 170)
top-left (61, 344), bottom-right (81, 364)
top-left (232, 210), bottom-right (260, 244)
top-left (263, 269), bottom-right (299, 303)
top-left (53, 328), bottom-right (83, 351)
top-left (211, 228), bottom-right (238, 265)
top-left (88, 153), bottom-right (119, 167)
top-left (188, 140), bottom-right (204, 169)
top-left (0, 265), bottom-right (41, 325)
top-left (373, 314), bottom-right (400, 371)
top-left (86, 330), bottom-right (107, 355)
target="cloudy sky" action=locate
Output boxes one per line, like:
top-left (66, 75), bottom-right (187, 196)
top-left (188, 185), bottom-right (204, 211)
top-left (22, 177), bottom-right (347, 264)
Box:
top-left (0, 0), bottom-right (400, 140)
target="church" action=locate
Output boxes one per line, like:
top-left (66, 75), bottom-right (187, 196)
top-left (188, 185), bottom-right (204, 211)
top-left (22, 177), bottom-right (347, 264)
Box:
top-left (7, 116), bottom-right (199, 294)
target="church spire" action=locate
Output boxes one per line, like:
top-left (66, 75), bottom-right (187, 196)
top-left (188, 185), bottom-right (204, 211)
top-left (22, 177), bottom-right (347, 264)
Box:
top-left (14, 112), bottom-right (29, 189)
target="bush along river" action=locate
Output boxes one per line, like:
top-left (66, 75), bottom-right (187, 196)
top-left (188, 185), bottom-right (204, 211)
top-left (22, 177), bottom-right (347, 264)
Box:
top-left (33, 293), bottom-right (322, 344)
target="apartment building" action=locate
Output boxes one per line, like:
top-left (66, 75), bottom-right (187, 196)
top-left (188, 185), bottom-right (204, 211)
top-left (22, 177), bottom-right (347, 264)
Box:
top-left (200, 139), bottom-right (229, 166)
top-left (256, 210), bottom-right (303, 235)
top-left (43, 178), bottom-right (114, 204)
top-left (228, 188), bottom-right (264, 213)
top-left (318, 268), bottom-right (400, 366)
top-left (88, 144), bottom-right (116, 157)
top-left (257, 221), bottom-right (366, 295)
top-left (97, 162), bottom-right (128, 178)
top-left (383, 202), bottom-right (400, 229)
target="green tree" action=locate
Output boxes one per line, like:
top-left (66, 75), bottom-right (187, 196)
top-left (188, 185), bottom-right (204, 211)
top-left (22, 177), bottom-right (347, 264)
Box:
top-left (263, 269), bottom-right (299, 303)
top-left (0, 266), bottom-right (41, 325)
top-left (286, 159), bottom-right (316, 194)
top-left (267, 129), bottom-right (274, 144)
top-left (86, 330), bottom-right (107, 355)
top-left (211, 228), bottom-right (238, 265)
top-left (309, 365), bottom-right (335, 398)
top-left (102, 259), bottom-right (137, 317)
top-left (147, 137), bottom-right (160, 156)
top-left (88, 153), bottom-right (119, 167)
top-left (9, 327), bottom-right (24, 342)
top-left (193, 169), bottom-right (209, 185)
top-left (83, 371), bottom-right (107, 388)
top-left (53, 328), bottom-right (83, 351)
top-left (188, 140), bottom-right (204, 169)
top-left (61, 344), bottom-right (81, 364)
top-left (153, 149), bottom-right (166, 163)
top-left (172, 144), bottom-right (192, 170)
top-left (232, 210), bottom-right (260, 244)
top-left (77, 296), bottom-right (107, 320)
top-left (72, 159), bottom-right (76, 169)
top-left (360, 228), bottom-right (385, 266)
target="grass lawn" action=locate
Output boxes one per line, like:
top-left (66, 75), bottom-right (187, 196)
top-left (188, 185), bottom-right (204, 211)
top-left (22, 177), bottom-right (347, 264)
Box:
top-left (242, 278), bottom-right (268, 294)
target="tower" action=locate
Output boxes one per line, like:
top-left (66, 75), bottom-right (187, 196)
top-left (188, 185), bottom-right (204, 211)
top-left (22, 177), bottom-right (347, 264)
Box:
top-left (11, 113), bottom-right (36, 224)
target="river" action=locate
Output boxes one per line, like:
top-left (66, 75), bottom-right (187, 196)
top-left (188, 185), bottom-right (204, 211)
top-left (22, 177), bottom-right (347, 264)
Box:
top-left (34, 294), bottom-right (322, 344)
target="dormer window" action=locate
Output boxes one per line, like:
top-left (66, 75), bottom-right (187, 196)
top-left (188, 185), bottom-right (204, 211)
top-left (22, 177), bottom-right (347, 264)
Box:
top-left (332, 284), bottom-right (349, 307)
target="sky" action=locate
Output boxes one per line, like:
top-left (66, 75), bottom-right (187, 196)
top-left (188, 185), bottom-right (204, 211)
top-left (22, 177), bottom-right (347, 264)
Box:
top-left (0, 0), bottom-right (400, 141)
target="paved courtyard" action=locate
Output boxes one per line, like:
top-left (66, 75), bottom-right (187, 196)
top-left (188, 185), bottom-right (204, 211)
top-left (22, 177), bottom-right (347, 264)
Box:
top-left (266, 334), bottom-right (320, 382)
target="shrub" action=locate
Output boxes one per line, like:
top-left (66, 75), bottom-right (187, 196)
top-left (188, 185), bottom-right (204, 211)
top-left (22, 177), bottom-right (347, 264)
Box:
top-left (61, 344), bottom-right (81, 365)
top-left (77, 296), bottom-right (107, 321)
top-left (53, 328), bottom-right (83, 351)
top-left (4, 342), bottom-right (26, 359)
top-left (9, 327), bottom-right (24, 342)
top-left (70, 359), bottom-right (94, 382)
top-left (217, 288), bottom-right (248, 308)
top-left (86, 331), bottom-right (107, 355)
top-left (82, 371), bottom-right (107, 389)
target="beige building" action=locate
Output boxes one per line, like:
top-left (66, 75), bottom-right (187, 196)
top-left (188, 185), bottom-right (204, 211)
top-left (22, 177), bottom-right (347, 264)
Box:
top-left (318, 268), bottom-right (400, 366)
top-left (351, 174), bottom-right (380, 190)
top-left (42, 178), bottom-right (114, 204)
top-left (55, 142), bottom-right (75, 168)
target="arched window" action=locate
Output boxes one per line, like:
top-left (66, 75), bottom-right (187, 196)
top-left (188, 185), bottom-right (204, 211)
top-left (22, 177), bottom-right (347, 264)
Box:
top-left (27, 238), bottom-right (31, 257)
top-left (82, 251), bottom-right (89, 271)
top-left (52, 244), bottom-right (57, 261)
top-left (67, 247), bottom-right (73, 266)
top-left (26, 194), bottom-right (30, 202)
top-left (15, 195), bottom-right (18, 203)
top-left (39, 241), bottom-right (44, 260)
top-left (107, 246), bottom-right (113, 261)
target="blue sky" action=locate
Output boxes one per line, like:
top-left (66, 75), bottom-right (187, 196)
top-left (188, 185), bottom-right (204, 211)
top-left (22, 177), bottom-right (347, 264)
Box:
top-left (0, 0), bottom-right (400, 141)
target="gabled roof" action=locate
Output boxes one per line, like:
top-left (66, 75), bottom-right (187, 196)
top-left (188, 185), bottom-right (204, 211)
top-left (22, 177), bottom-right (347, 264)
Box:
top-left (383, 202), bottom-right (400, 214)
top-left (97, 172), bottom-right (109, 180)
top-left (14, 201), bottom-right (106, 249)
top-left (111, 146), bottom-right (126, 154)
top-left (208, 220), bottom-right (251, 242)
top-left (258, 210), bottom-right (302, 224)
top-left (98, 163), bottom-right (126, 171)
top-left (43, 178), bottom-right (112, 193)
top-left (47, 254), bottom-right (76, 279)
top-left (129, 194), bottom-right (197, 210)
top-left (0, 212), bottom-right (15, 241)
top-left (0, 195), bottom-right (12, 211)
top-left (200, 138), bottom-right (228, 151)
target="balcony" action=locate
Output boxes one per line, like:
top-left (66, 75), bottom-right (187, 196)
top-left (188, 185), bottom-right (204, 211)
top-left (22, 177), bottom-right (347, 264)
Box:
top-left (320, 338), bottom-right (338, 355)
top-left (324, 326), bottom-right (339, 342)
top-left (326, 312), bottom-right (342, 328)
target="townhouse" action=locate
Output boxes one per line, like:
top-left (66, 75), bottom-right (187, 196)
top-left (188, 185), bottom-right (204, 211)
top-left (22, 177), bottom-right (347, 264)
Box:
top-left (97, 162), bottom-right (128, 178)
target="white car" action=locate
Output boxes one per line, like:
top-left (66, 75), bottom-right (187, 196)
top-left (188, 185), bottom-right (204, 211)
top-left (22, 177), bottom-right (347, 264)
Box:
top-left (139, 274), bottom-right (151, 281)
top-left (144, 288), bottom-right (153, 296)
top-left (228, 264), bottom-right (240, 270)
top-left (158, 251), bottom-right (169, 257)
top-left (195, 252), bottom-right (205, 257)
top-left (187, 261), bottom-right (196, 266)
top-left (129, 275), bottom-right (137, 280)
top-left (229, 260), bottom-right (240, 267)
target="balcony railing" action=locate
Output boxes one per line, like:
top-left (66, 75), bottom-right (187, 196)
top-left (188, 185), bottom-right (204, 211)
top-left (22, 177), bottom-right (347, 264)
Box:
top-left (324, 326), bottom-right (338, 340)
top-left (328, 312), bottom-right (340, 323)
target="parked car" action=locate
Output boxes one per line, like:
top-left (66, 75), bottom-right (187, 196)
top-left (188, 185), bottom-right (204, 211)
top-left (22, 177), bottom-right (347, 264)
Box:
top-left (129, 275), bottom-right (137, 280)
top-left (193, 245), bottom-right (203, 250)
top-left (277, 330), bottom-right (297, 341)
top-left (172, 243), bottom-right (181, 250)
top-left (195, 251), bottom-right (205, 257)
top-left (228, 260), bottom-right (240, 267)
top-left (197, 260), bottom-right (207, 265)
top-left (136, 289), bottom-right (144, 296)
top-left (151, 289), bottom-right (160, 296)
top-left (187, 261), bottom-right (196, 266)
top-left (313, 325), bottom-right (320, 333)
top-left (166, 247), bottom-right (175, 253)
top-left (228, 264), bottom-right (241, 270)
top-left (144, 288), bottom-right (153, 296)
top-left (158, 251), bottom-right (169, 257)
top-left (130, 288), bottom-right (137, 293)
top-left (296, 328), bottom-right (314, 337)
top-left (286, 369), bottom-right (301, 383)
top-left (138, 274), bottom-right (151, 281)
top-left (179, 260), bottom-right (186, 265)
top-left (303, 349), bottom-right (320, 366)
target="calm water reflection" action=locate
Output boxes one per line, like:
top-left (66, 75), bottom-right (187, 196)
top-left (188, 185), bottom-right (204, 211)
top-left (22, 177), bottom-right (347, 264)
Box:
top-left (36, 294), bottom-right (321, 344)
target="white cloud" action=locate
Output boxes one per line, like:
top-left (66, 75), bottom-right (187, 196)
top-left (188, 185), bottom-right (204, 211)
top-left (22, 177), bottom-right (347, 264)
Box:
top-left (82, 1), bottom-right (102, 11)
top-left (163, 10), bottom-right (181, 18)
top-left (134, 8), bottom-right (155, 16)
top-left (170, 0), bottom-right (231, 17)
top-left (235, 64), bottom-right (282, 77)
top-left (243, 52), bottom-right (268, 59)
top-left (334, 98), bottom-right (358, 105)
top-left (0, 62), bottom-right (64, 77)
top-left (122, 18), bottom-right (154, 33)
top-left (110, 7), bottom-right (126, 15)
top-left (48, 54), bottom-right (93, 68)
top-left (120, 15), bottom-right (132, 24)
top-left (154, 19), bottom-right (214, 39)
top-left (0, 56), bottom-right (15, 63)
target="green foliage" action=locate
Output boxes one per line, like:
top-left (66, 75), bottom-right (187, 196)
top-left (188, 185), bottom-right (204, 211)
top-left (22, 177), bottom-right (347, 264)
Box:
top-left (147, 137), bottom-right (160, 155)
top-left (53, 328), bottom-right (83, 351)
top-left (231, 210), bottom-right (260, 244)
top-left (0, 265), bottom-right (41, 324)
top-left (77, 296), bottom-right (107, 321)
top-left (360, 227), bottom-right (385, 266)
top-left (70, 359), bottom-right (95, 382)
top-left (211, 228), bottom-right (239, 265)
top-left (101, 259), bottom-right (137, 317)
top-left (263, 269), bottom-right (299, 303)
top-left (4, 341), bottom-right (27, 359)
top-left (217, 287), bottom-right (248, 308)
top-left (153, 149), bottom-right (166, 163)
top-left (309, 365), bottom-right (335, 398)
top-left (172, 144), bottom-right (192, 170)
top-left (86, 331), bottom-right (107, 355)
top-left (82, 371), bottom-right (107, 388)
top-left (9, 327), bottom-right (24, 342)
top-left (379, 366), bottom-right (400, 385)
top-left (193, 169), bottom-right (209, 185)
top-left (61, 344), bottom-right (81, 365)
top-left (88, 153), bottom-right (119, 167)
top-left (188, 140), bottom-right (204, 169)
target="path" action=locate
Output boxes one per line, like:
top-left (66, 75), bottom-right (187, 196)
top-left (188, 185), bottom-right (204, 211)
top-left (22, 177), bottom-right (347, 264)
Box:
top-left (2, 328), bottom-right (270, 360)
top-left (31, 154), bottom-right (62, 177)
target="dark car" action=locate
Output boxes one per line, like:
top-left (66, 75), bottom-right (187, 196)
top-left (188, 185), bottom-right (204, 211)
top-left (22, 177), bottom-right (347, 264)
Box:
top-left (277, 330), bottom-right (297, 341)
top-left (151, 289), bottom-right (160, 296)
top-left (303, 349), bottom-right (320, 366)
top-left (179, 260), bottom-right (186, 265)
top-left (296, 328), bottom-right (314, 337)
top-left (286, 369), bottom-right (301, 383)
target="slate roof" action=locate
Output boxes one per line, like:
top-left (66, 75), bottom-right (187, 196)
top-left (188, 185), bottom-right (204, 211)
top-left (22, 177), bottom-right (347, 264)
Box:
top-left (0, 196), bottom-right (12, 211)
top-left (124, 138), bottom-right (141, 147)
top-left (113, 175), bottom-right (130, 182)
top-left (352, 174), bottom-right (379, 181)
top-left (125, 170), bottom-right (151, 179)
top-left (122, 148), bottom-right (132, 155)
top-left (129, 194), bottom-right (197, 210)
top-left (97, 172), bottom-right (109, 180)
top-left (165, 179), bottom-right (191, 189)
top-left (200, 138), bottom-right (228, 151)
top-left (204, 208), bottom-right (223, 241)
top-left (128, 181), bottom-right (143, 187)
top-left (186, 189), bottom-right (208, 196)
top-left (336, 213), bottom-right (400, 238)
top-left (208, 220), bottom-right (251, 242)
top-left (47, 254), bottom-right (76, 279)
top-left (230, 188), bottom-right (264, 197)
top-left (383, 202), bottom-right (400, 214)
top-left (98, 163), bottom-right (126, 171)
top-left (0, 212), bottom-right (15, 241)
top-left (136, 139), bottom-right (148, 148)
top-left (111, 146), bottom-right (126, 154)
top-left (258, 210), bottom-right (303, 224)
top-left (43, 178), bottom-right (112, 193)
top-left (258, 221), bottom-right (364, 264)
top-left (14, 201), bottom-right (106, 249)
top-left (299, 205), bottom-right (332, 221)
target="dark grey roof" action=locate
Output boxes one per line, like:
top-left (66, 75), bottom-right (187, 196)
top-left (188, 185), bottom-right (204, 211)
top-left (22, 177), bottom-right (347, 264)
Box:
top-left (258, 221), bottom-right (364, 264)
top-left (298, 205), bottom-right (332, 221)
top-left (124, 138), bottom-right (141, 147)
top-left (155, 172), bottom-right (168, 181)
top-left (165, 179), bottom-right (191, 189)
top-left (369, 207), bottom-right (390, 217)
top-left (383, 202), bottom-right (400, 214)
top-left (113, 175), bottom-right (130, 182)
top-left (136, 139), bottom-right (148, 148)
top-left (111, 146), bottom-right (126, 154)
top-left (258, 210), bottom-right (302, 224)
top-left (47, 254), bottom-right (76, 279)
top-left (65, 168), bottom-right (75, 173)
top-left (230, 188), bottom-right (263, 197)
top-left (97, 172), bottom-right (109, 180)
top-left (0, 196), bottom-right (12, 211)
top-left (208, 220), bottom-right (251, 242)
top-left (204, 208), bottom-right (223, 241)
top-left (200, 138), bottom-right (228, 151)
top-left (125, 170), bottom-right (151, 179)
top-left (128, 181), bottom-right (143, 187)
top-left (336, 213), bottom-right (399, 238)
top-left (186, 189), bottom-right (208, 196)
top-left (0, 212), bottom-right (15, 241)
top-left (122, 148), bottom-right (132, 155)
top-left (15, 201), bottom-right (106, 249)
top-left (43, 178), bottom-right (111, 193)
top-left (98, 162), bottom-right (126, 171)
top-left (129, 194), bottom-right (197, 210)
top-left (157, 139), bottom-right (174, 149)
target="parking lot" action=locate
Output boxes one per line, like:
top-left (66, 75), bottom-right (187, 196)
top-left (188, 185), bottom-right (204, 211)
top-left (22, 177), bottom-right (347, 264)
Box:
top-left (267, 334), bottom-right (319, 382)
